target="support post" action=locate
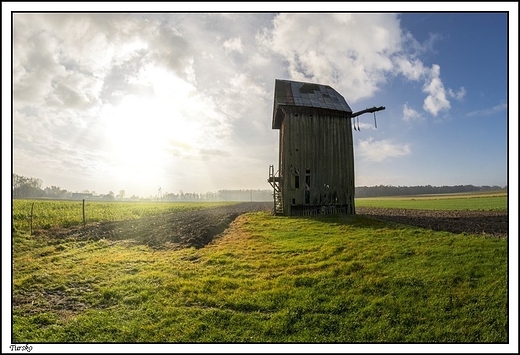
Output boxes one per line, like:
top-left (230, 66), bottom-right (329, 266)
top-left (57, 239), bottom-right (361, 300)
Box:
top-left (30, 201), bottom-right (35, 235)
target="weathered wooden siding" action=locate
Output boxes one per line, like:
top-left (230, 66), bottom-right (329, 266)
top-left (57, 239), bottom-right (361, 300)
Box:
top-left (279, 107), bottom-right (355, 215)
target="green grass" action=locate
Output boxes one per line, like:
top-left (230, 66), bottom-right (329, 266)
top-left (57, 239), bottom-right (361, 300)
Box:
top-left (12, 200), bottom-right (236, 234)
top-left (355, 193), bottom-right (507, 211)
top-left (12, 209), bottom-right (508, 343)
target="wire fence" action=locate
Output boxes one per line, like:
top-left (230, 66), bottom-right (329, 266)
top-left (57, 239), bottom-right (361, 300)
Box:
top-left (16, 199), bottom-right (89, 235)
top-left (12, 199), bottom-right (239, 235)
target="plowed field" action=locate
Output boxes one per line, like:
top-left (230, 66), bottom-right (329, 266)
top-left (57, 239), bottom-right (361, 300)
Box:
top-left (38, 202), bottom-right (272, 249)
top-left (39, 202), bottom-right (508, 250)
top-left (357, 207), bottom-right (508, 237)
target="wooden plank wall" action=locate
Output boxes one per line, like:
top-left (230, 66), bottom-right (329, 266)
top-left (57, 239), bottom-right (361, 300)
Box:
top-left (280, 107), bottom-right (355, 215)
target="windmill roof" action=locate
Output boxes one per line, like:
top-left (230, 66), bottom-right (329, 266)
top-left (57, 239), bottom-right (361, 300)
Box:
top-left (272, 79), bottom-right (352, 129)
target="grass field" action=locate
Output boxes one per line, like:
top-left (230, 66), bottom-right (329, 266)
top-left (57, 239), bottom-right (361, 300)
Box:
top-left (355, 192), bottom-right (507, 211)
top-left (11, 194), bottom-right (509, 344)
top-left (12, 192), bottom-right (507, 234)
top-left (12, 200), bottom-right (236, 234)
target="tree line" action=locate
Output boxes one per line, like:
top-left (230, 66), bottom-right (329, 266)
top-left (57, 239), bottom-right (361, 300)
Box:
top-left (12, 174), bottom-right (506, 201)
top-left (159, 189), bottom-right (273, 202)
top-left (11, 174), bottom-right (273, 201)
top-left (355, 184), bottom-right (506, 198)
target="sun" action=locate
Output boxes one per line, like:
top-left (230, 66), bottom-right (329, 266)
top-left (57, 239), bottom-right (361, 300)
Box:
top-left (100, 88), bottom-right (203, 188)
top-left (98, 65), bottom-right (231, 194)
top-left (103, 96), bottom-right (165, 169)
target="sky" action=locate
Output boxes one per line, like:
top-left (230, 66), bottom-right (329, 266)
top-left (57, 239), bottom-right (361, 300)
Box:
top-left (4, 3), bottom-right (517, 198)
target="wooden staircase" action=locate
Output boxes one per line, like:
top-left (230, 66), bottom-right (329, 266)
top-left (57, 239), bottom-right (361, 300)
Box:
top-left (268, 165), bottom-right (284, 215)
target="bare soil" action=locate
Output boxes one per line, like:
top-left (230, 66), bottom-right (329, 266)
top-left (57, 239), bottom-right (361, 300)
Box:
top-left (39, 203), bottom-right (508, 250)
top-left (356, 207), bottom-right (508, 238)
top-left (39, 202), bottom-right (273, 249)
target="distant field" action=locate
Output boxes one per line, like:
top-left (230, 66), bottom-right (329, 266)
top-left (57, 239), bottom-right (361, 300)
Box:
top-left (355, 192), bottom-right (507, 211)
top-left (13, 192), bottom-right (508, 235)
top-left (12, 199), bottom-right (236, 234)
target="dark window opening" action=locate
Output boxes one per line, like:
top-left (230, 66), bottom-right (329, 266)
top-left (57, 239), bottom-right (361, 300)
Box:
top-left (292, 198), bottom-right (296, 205)
top-left (295, 175), bottom-right (300, 189)
top-left (305, 169), bottom-right (311, 204)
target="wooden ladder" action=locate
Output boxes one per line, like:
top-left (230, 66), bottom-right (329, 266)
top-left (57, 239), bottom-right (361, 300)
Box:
top-left (268, 165), bottom-right (284, 215)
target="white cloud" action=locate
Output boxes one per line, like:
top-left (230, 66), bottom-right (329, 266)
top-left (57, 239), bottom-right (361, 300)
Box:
top-left (466, 102), bottom-right (507, 117)
top-left (260, 13), bottom-right (461, 122)
top-left (223, 37), bottom-right (243, 54)
top-left (420, 33), bottom-right (444, 54)
top-left (259, 13), bottom-right (403, 103)
top-left (422, 64), bottom-right (450, 116)
top-left (402, 103), bottom-right (424, 122)
top-left (395, 56), bottom-right (428, 81)
top-left (357, 138), bottom-right (411, 162)
top-left (147, 23), bottom-right (194, 80)
top-left (449, 87), bottom-right (467, 100)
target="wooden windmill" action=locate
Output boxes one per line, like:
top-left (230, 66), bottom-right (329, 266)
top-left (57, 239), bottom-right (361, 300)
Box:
top-left (268, 79), bottom-right (385, 216)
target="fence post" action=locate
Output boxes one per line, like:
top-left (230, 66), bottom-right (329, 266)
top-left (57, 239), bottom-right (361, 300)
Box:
top-left (30, 201), bottom-right (35, 235)
top-left (83, 199), bottom-right (86, 227)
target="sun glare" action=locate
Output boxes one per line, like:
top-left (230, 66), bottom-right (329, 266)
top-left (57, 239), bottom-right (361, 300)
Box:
top-left (95, 66), bottom-right (236, 196)
top-left (100, 67), bottom-right (225, 192)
